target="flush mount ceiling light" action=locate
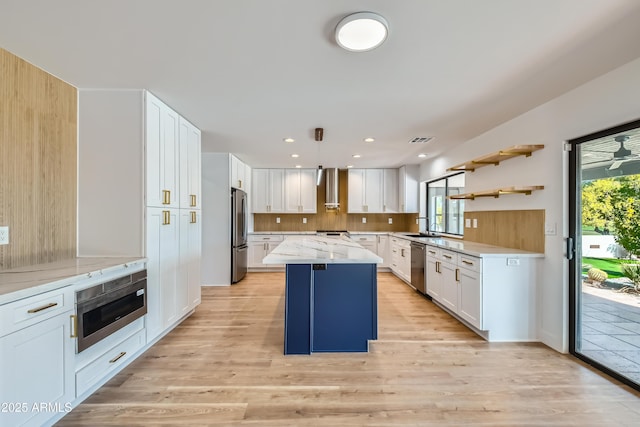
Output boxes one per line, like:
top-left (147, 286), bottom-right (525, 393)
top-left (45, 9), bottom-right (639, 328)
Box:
top-left (352, 154), bottom-right (361, 158)
top-left (363, 137), bottom-right (375, 143)
top-left (283, 137), bottom-right (295, 143)
top-left (418, 153), bottom-right (427, 158)
top-left (291, 154), bottom-right (299, 158)
top-left (335, 12), bottom-right (389, 52)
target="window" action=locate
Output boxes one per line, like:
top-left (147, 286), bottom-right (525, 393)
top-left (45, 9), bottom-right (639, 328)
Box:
top-left (426, 172), bottom-right (465, 235)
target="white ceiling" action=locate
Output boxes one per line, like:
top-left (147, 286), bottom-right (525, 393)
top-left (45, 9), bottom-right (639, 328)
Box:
top-left (2, 0), bottom-right (640, 169)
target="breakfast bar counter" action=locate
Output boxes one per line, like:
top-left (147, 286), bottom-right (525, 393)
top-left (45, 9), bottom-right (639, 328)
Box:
top-left (263, 235), bottom-right (382, 355)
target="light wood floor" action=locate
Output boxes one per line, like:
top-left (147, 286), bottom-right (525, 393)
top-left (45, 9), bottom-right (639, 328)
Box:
top-left (57, 272), bottom-right (640, 426)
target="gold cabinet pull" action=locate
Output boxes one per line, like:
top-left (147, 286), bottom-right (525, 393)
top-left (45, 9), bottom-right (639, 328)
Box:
top-left (436, 261), bottom-right (441, 273)
top-left (190, 194), bottom-right (197, 207)
top-left (163, 210), bottom-right (171, 225)
top-left (162, 190), bottom-right (171, 205)
top-left (443, 254), bottom-right (452, 260)
top-left (455, 268), bottom-right (460, 282)
top-left (238, 179), bottom-right (242, 189)
top-left (109, 352), bottom-right (127, 364)
top-left (462, 260), bottom-right (474, 266)
top-left (190, 211), bottom-right (196, 224)
top-left (27, 302), bottom-right (58, 313)
top-left (70, 314), bottom-right (78, 338)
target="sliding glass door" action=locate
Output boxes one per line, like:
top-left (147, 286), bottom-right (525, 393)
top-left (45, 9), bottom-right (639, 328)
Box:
top-left (569, 119), bottom-right (640, 391)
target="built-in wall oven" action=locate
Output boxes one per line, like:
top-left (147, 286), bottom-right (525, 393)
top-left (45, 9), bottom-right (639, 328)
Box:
top-left (74, 269), bottom-right (147, 353)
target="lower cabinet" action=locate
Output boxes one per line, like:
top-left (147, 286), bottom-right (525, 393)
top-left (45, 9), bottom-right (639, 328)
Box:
top-left (425, 247), bottom-right (441, 300)
top-left (0, 306), bottom-right (75, 427)
top-left (248, 234), bottom-right (284, 269)
top-left (390, 237), bottom-right (411, 283)
top-left (377, 235), bottom-right (390, 269)
top-left (436, 249), bottom-right (458, 313)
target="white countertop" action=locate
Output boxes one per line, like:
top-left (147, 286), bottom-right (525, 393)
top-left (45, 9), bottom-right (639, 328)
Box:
top-left (390, 233), bottom-right (543, 258)
top-left (0, 257), bottom-right (147, 305)
top-left (263, 235), bottom-right (382, 264)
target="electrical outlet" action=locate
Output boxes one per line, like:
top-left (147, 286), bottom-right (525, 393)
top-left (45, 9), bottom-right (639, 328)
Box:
top-left (507, 258), bottom-right (520, 266)
top-left (472, 218), bottom-right (478, 228)
top-left (465, 218), bottom-right (471, 228)
top-left (276, 217), bottom-right (280, 224)
top-left (362, 217), bottom-right (367, 224)
top-left (388, 218), bottom-right (393, 224)
top-left (545, 222), bottom-right (557, 235)
top-left (0, 226), bottom-right (8, 245)
top-left (302, 217), bottom-right (307, 224)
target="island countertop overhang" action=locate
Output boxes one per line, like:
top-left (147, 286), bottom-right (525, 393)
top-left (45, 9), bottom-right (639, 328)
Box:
top-left (263, 235), bottom-right (382, 265)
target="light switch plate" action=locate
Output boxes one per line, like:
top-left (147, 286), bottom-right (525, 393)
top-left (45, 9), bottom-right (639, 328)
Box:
top-left (545, 222), bottom-right (557, 235)
top-left (388, 218), bottom-right (393, 224)
top-left (465, 218), bottom-right (471, 228)
top-left (0, 226), bottom-right (8, 245)
top-left (276, 217), bottom-right (280, 224)
top-left (362, 217), bottom-right (367, 224)
top-left (472, 218), bottom-right (478, 228)
top-left (302, 217), bottom-right (307, 224)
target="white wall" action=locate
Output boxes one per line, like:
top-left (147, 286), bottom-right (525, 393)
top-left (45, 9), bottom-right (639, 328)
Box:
top-left (201, 153), bottom-right (232, 285)
top-left (420, 56), bottom-right (640, 352)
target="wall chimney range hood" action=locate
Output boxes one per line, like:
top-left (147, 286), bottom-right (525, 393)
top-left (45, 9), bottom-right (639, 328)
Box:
top-left (325, 168), bottom-right (340, 209)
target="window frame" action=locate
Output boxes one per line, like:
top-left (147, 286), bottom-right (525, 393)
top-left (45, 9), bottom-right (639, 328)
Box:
top-left (425, 172), bottom-right (465, 236)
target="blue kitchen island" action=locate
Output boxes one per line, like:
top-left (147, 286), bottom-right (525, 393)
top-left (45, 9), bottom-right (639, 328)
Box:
top-left (263, 235), bottom-right (382, 355)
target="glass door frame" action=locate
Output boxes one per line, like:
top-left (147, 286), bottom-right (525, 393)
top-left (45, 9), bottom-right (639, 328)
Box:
top-left (568, 118), bottom-right (640, 392)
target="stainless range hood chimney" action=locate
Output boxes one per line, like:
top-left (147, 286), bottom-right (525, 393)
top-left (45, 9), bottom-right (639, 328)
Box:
top-left (324, 168), bottom-right (340, 209)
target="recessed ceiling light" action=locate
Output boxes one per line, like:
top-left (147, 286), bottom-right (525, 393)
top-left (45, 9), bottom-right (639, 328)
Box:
top-left (364, 137), bottom-right (375, 143)
top-left (352, 154), bottom-right (361, 158)
top-left (295, 165), bottom-right (302, 168)
top-left (291, 154), bottom-right (299, 158)
top-left (283, 137), bottom-right (295, 143)
top-left (346, 165), bottom-right (354, 168)
top-left (335, 12), bottom-right (389, 52)
top-left (418, 153), bottom-right (427, 158)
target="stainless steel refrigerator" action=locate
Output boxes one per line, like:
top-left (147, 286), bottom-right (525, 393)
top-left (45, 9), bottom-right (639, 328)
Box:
top-left (231, 188), bottom-right (248, 283)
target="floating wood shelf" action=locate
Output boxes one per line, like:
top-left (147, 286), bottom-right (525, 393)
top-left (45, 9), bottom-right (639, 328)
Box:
top-left (447, 145), bottom-right (544, 172)
top-left (448, 186), bottom-right (545, 200)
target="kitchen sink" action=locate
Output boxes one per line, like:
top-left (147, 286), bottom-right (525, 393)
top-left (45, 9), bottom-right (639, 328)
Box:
top-left (404, 233), bottom-right (441, 238)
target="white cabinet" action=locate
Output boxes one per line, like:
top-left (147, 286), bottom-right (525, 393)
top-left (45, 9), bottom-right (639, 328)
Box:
top-left (78, 89), bottom-right (202, 344)
top-left (146, 92), bottom-right (180, 209)
top-left (146, 208), bottom-right (180, 341)
top-left (425, 246), bottom-right (441, 299)
top-left (390, 236), bottom-right (411, 283)
top-left (398, 165), bottom-right (419, 213)
top-left (248, 234), bottom-right (284, 269)
top-left (0, 288), bottom-right (75, 427)
top-left (377, 235), bottom-right (390, 269)
top-left (252, 169), bottom-right (285, 213)
top-left (437, 249), bottom-right (458, 313)
top-left (348, 169), bottom-right (384, 213)
top-left (350, 234), bottom-right (377, 253)
top-left (383, 169), bottom-right (399, 213)
top-left (457, 254), bottom-right (481, 329)
top-left (180, 209), bottom-right (202, 315)
top-left (349, 169), bottom-right (400, 213)
top-left (230, 155), bottom-right (249, 191)
top-left (285, 169), bottom-right (317, 213)
top-left (179, 118), bottom-right (202, 209)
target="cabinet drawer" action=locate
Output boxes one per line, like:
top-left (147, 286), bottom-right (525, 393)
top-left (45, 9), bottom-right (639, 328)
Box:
top-left (459, 254), bottom-right (481, 272)
top-left (0, 287), bottom-right (74, 337)
top-left (76, 329), bottom-right (145, 396)
top-left (440, 249), bottom-right (457, 264)
top-left (352, 235), bottom-right (376, 243)
top-left (426, 246), bottom-right (440, 258)
top-left (248, 234), bottom-right (283, 242)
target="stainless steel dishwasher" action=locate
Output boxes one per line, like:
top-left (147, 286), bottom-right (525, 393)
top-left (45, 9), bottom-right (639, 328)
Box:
top-left (410, 241), bottom-right (426, 294)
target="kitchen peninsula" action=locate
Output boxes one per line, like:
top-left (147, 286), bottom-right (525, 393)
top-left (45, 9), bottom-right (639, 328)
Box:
top-left (263, 235), bottom-right (382, 355)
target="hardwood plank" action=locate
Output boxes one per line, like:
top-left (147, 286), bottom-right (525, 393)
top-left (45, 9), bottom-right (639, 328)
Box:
top-left (57, 272), bottom-right (640, 426)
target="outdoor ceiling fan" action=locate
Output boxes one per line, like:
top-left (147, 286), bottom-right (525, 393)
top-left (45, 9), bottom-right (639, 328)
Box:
top-left (608, 135), bottom-right (639, 170)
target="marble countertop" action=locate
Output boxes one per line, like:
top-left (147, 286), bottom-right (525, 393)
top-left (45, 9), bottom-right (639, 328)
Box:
top-left (263, 235), bottom-right (382, 264)
top-left (390, 233), bottom-right (543, 258)
top-left (0, 257), bottom-right (147, 305)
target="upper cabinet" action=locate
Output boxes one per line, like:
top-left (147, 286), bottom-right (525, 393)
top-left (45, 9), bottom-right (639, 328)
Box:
top-left (348, 169), bottom-right (384, 213)
top-left (252, 169), bottom-right (285, 213)
top-left (348, 168), bottom-right (410, 213)
top-left (179, 117), bottom-right (201, 209)
top-left (284, 169), bottom-right (317, 213)
top-left (230, 155), bottom-right (249, 191)
top-left (146, 92), bottom-right (180, 208)
top-left (398, 165), bottom-right (419, 213)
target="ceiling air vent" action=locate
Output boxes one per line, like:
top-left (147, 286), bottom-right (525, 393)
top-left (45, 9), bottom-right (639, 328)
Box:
top-left (408, 137), bottom-right (434, 144)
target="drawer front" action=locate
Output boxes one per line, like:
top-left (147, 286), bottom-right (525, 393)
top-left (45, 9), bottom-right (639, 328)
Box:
top-left (458, 254), bottom-right (481, 272)
top-left (0, 287), bottom-right (74, 337)
top-left (440, 249), bottom-right (457, 264)
top-left (248, 234), bottom-right (283, 242)
top-left (76, 329), bottom-right (145, 396)
top-left (352, 235), bottom-right (376, 243)
top-left (426, 246), bottom-right (440, 259)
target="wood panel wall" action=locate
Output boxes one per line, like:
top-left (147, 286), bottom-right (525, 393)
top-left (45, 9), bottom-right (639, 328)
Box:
top-left (463, 210), bottom-right (545, 253)
top-left (254, 170), bottom-right (419, 232)
top-left (0, 48), bottom-right (77, 270)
